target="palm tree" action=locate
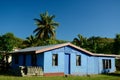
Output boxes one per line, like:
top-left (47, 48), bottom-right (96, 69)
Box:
top-left (24, 35), bottom-right (36, 47)
top-left (73, 34), bottom-right (87, 47)
top-left (33, 11), bottom-right (59, 40)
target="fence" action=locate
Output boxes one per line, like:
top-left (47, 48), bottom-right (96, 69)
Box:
top-left (19, 66), bottom-right (43, 76)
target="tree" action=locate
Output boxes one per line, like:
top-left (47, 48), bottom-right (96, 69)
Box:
top-left (87, 36), bottom-right (114, 53)
top-left (72, 34), bottom-right (88, 48)
top-left (0, 32), bottom-right (23, 70)
top-left (33, 11), bottom-right (59, 40)
top-left (72, 35), bottom-right (114, 54)
top-left (113, 34), bottom-right (120, 54)
top-left (87, 36), bottom-right (98, 53)
top-left (23, 35), bottom-right (37, 47)
top-left (0, 32), bottom-right (23, 51)
top-left (0, 33), bottom-right (15, 70)
top-left (0, 33), bottom-right (15, 52)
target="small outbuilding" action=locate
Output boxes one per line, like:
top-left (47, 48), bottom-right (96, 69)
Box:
top-left (11, 43), bottom-right (116, 76)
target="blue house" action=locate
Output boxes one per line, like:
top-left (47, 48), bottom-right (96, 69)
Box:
top-left (11, 43), bottom-right (116, 76)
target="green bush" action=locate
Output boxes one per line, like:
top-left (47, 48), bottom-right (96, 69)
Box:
top-left (116, 59), bottom-right (120, 71)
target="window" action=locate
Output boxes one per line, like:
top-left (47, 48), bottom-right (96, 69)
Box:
top-left (31, 54), bottom-right (37, 66)
top-left (76, 55), bottom-right (81, 66)
top-left (109, 60), bottom-right (111, 68)
top-left (52, 54), bottom-right (58, 66)
top-left (14, 55), bottom-right (19, 64)
top-left (102, 59), bottom-right (111, 69)
top-left (103, 59), bottom-right (106, 69)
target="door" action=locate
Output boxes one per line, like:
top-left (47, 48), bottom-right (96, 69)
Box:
top-left (65, 53), bottom-right (71, 74)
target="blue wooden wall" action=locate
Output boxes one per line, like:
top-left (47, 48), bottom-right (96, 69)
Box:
top-left (42, 46), bottom-right (116, 75)
top-left (11, 46), bottom-right (116, 75)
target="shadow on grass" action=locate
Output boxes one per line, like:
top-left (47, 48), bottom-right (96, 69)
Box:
top-left (0, 70), bottom-right (17, 77)
top-left (105, 72), bottom-right (120, 77)
top-left (0, 72), bottom-right (12, 76)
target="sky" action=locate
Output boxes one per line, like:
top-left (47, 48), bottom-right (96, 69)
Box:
top-left (0, 0), bottom-right (120, 41)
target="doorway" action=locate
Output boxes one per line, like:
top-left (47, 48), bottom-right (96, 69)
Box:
top-left (65, 53), bottom-right (71, 74)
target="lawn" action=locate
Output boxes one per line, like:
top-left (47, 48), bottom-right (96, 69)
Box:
top-left (0, 74), bottom-right (120, 80)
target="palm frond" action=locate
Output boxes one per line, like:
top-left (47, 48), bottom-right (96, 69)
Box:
top-left (34, 11), bottom-right (59, 40)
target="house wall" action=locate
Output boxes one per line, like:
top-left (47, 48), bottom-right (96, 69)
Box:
top-left (42, 46), bottom-right (92, 75)
top-left (42, 46), bottom-right (116, 75)
top-left (94, 57), bottom-right (99, 74)
top-left (87, 56), bottom-right (96, 74)
top-left (12, 54), bottom-right (32, 68)
top-left (11, 55), bottom-right (16, 68)
top-left (37, 53), bottom-right (44, 69)
top-left (11, 45), bottom-right (116, 76)
top-left (43, 47), bottom-right (65, 75)
top-left (12, 54), bottom-right (23, 68)
top-left (64, 46), bottom-right (89, 75)
top-left (97, 57), bottom-right (116, 73)
top-left (26, 54), bottom-right (31, 66)
top-left (85, 56), bottom-right (116, 75)
top-left (19, 54), bottom-right (24, 66)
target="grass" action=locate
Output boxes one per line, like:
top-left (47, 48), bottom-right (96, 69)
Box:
top-left (0, 74), bottom-right (120, 80)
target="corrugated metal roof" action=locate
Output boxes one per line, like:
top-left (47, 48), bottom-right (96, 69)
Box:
top-left (12, 42), bottom-right (119, 57)
top-left (13, 43), bottom-right (64, 53)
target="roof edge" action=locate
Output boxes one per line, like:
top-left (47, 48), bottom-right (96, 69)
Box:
top-left (11, 42), bottom-right (119, 58)
top-left (93, 53), bottom-right (120, 57)
top-left (35, 43), bottom-right (71, 53)
top-left (36, 42), bottom-right (94, 56)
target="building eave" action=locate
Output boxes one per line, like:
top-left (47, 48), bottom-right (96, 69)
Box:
top-left (10, 42), bottom-right (119, 58)
top-left (35, 43), bottom-right (94, 56)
